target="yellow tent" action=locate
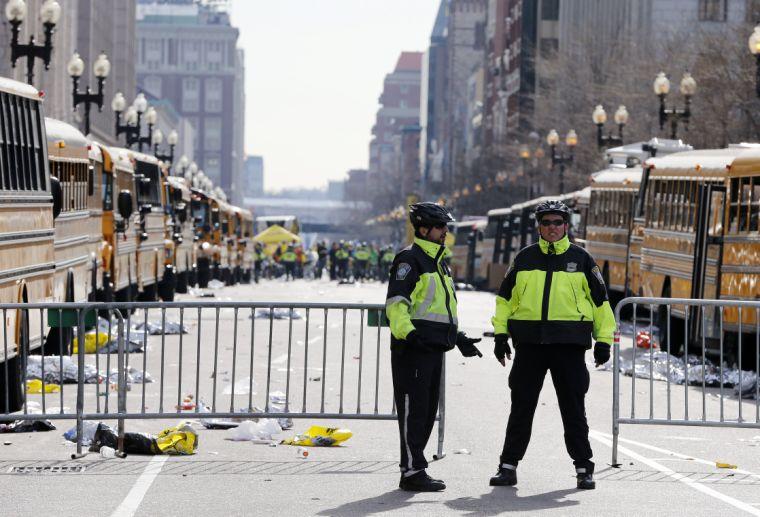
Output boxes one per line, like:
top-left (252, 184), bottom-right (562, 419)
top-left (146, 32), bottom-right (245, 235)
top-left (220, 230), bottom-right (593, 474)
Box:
top-left (254, 224), bottom-right (301, 257)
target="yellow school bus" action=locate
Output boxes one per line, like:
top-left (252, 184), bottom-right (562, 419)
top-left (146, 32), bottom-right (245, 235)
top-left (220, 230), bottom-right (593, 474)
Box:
top-left (640, 145), bottom-right (760, 363)
top-left (164, 174), bottom-right (195, 293)
top-left (190, 187), bottom-right (213, 287)
top-left (0, 78), bottom-right (59, 411)
top-left (45, 119), bottom-right (102, 306)
top-left (232, 206), bottom-right (254, 283)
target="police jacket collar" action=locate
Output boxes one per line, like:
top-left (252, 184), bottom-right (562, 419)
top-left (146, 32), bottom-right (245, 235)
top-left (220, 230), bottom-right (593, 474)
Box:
top-left (538, 235), bottom-right (570, 255)
top-left (414, 237), bottom-right (445, 262)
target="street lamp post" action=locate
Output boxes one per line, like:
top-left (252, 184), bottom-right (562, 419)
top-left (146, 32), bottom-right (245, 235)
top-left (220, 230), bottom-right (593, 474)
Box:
top-left (748, 25), bottom-right (760, 97)
top-left (519, 145), bottom-right (532, 198)
top-left (153, 128), bottom-right (178, 169)
top-left (653, 71), bottom-right (697, 139)
top-left (547, 129), bottom-right (577, 194)
top-left (5, 0), bottom-right (61, 85)
top-left (111, 93), bottom-right (156, 152)
top-left (68, 52), bottom-right (110, 136)
top-left (592, 104), bottom-right (629, 149)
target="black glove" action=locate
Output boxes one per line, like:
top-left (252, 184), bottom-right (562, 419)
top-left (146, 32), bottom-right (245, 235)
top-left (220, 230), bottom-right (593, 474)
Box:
top-left (494, 334), bottom-right (512, 365)
top-left (456, 332), bottom-right (482, 358)
top-left (404, 330), bottom-right (437, 353)
top-left (594, 342), bottom-right (611, 367)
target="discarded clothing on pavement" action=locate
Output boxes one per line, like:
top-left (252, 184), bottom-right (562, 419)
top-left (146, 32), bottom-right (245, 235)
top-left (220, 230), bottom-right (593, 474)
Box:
top-left (252, 308), bottom-right (303, 320)
top-left (26, 356), bottom-right (101, 384)
top-left (88, 421), bottom-right (198, 455)
top-left (133, 320), bottom-right (189, 335)
top-left (281, 425), bottom-right (353, 447)
top-left (0, 419), bottom-right (56, 433)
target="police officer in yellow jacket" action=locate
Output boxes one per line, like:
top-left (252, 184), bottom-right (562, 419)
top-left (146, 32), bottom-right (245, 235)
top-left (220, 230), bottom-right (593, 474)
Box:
top-left (489, 200), bottom-right (616, 490)
top-left (386, 202), bottom-right (482, 492)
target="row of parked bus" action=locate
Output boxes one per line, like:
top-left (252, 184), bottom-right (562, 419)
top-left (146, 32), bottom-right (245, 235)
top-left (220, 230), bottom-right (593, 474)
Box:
top-left (0, 77), bottom-right (255, 411)
top-left (450, 137), bottom-right (760, 367)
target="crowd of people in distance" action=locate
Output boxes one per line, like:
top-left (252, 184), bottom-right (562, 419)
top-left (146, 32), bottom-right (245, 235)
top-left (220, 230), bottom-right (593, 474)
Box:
top-left (252, 240), bottom-right (398, 283)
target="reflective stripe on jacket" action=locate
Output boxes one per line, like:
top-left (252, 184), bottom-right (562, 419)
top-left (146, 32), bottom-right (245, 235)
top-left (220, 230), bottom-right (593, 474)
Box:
top-left (385, 237), bottom-right (458, 351)
top-left (491, 235), bottom-right (616, 348)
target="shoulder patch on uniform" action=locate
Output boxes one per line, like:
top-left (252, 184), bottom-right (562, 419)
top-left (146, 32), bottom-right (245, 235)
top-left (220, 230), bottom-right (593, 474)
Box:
top-left (396, 263), bottom-right (412, 280)
top-left (566, 261), bottom-right (577, 273)
top-left (591, 265), bottom-right (605, 286)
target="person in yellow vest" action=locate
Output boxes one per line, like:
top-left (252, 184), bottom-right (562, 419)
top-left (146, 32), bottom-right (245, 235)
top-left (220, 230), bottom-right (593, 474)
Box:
top-left (353, 242), bottom-right (371, 281)
top-left (489, 200), bottom-right (616, 490)
top-left (281, 245), bottom-right (297, 281)
top-left (386, 202), bottom-right (482, 491)
top-left (335, 241), bottom-right (350, 280)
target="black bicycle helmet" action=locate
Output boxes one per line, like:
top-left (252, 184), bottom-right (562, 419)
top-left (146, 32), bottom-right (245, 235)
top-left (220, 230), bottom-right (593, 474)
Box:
top-left (535, 200), bottom-right (571, 221)
top-left (409, 202), bottom-right (455, 228)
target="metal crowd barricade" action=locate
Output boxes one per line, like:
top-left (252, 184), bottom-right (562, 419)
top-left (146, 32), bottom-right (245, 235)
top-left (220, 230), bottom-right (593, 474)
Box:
top-left (0, 301), bottom-right (446, 460)
top-left (612, 297), bottom-right (760, 465)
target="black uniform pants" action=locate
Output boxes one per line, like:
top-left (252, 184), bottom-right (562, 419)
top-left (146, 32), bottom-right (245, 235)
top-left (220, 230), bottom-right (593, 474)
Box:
top-left (337, 259), bottom-right (349, 279)
top-left (500, 343), bottom-right (593, 471)
top-left (391, 348), bottom-right (443, 473)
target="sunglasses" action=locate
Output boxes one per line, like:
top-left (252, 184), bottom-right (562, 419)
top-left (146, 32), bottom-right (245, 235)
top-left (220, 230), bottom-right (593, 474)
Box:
top-left (432, 223), bottom-right (448, 229)
top-left (539, 219), bottom-right (565, 227)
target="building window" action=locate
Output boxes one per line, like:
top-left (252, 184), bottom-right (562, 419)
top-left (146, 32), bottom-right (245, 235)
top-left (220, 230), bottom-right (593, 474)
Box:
top-left (183, 41), bottom-right (200, 71)
top-left (747, 0), bottom-right (760, 22)
top-left (204, 117), bottom-right (222, 151)
top-left (205, 78), bottom-right (223, 113)
top-left (539, 38), bottom-right (559, 58)
top-left (143, 76), bottom-right (162, 98)
top-left (541, 0), bottom-right (559, 20)
top-left (182, 78), bottom-right (199, 112)
top-left (204, 155), bottom-right (221, 184)
top-left (699, 0), bottom-right (727, 21)
top-left (206, 41), bottom-right (223, 72)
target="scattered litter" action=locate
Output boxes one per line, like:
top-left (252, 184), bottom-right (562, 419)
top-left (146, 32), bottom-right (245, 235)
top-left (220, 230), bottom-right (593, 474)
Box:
top-left (89, 421), bottom-right (198, 456)
top-left (208, 451), bottom-right (219, 455)
top-left (177, 394), bottom-right (196, 411)
top-left (636, 331), bottom-right (655, 349)
top-left (189, 287), bottom-right (215, 298)
top-left (618, 321), bottom-right (660, 337)
top-left (27, 356), bottom-right (101, 384)
top-left (455, 283), bottom-right (475, 291)
top-left (26, 379), bottom-right (60, 394)
top-left (100, 446), bottom-right (116, 459)
top-left (103, 366), bottom-right (154, 386)
top-left (454, 448), bottom-right (471, 455)
top-left (616, 348), bottom-right (758, 395)
top-left (296, 446), bottom-right (309, 459)
top-left (63, 421), bottom-right (101, 445)
top-left (223, 377), bottom-right (255, 395)
top-left (134, 320), bottom-right (189, 335)
top-left (0, 420), bottom-right (56, 433)
top-left (226, 419), bottom-right (281, 442)
top-left (207, 279), bottom-right (226, 289)
top-left (716, 461), bottom-right (737, 469)
top-left (309, 376), bottom-right (321, 382)
top-left (3, 441), bottom-right (10, 445)
top-left (72, 330), bottom-right (110, 354)
top-left (268, 392), bottom-right (293, 430)
top-left (281, 425), bottom-right (353, 447)
top-left (337, 279), bottom-right (355, 285)
top-left (252, 308), bottom-right (303, 320)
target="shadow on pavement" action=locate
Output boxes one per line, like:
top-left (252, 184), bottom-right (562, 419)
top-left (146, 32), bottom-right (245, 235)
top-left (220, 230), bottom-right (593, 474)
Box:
top-left (444, 488), bottom-right (580, 515)
top-left (316, 490), bottom-right (418, 516)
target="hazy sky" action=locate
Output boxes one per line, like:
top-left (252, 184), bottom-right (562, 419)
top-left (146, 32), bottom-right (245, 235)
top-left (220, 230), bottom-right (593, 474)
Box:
top-left (230, 0), bottom-right (441, 191)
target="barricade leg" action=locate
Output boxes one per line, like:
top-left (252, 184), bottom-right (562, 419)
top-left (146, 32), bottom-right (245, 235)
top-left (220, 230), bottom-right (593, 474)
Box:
top-left (611, 330), bottom-right (621, 467)
top-left (434, 357), bottom-right (446, 461)
top-left (116, 310), bottom-right (127, 457)
top-left (73, 309), bottom-right (86, 459)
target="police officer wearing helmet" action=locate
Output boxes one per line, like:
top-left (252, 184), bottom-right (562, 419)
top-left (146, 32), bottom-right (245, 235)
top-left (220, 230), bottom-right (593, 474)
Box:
top-left (386, 202), bottom-right (483, 492)
top-left (489, 200), bottom-right (615, 490)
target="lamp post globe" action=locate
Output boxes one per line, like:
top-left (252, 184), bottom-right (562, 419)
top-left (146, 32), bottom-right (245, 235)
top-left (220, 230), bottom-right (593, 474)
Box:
top-left (133, 93), bottom-right (148, 113)
top-left (614, 105), bottom-right (629, 125)
top-left (152, 128), bottom-right (163, 146)
top-left (67, 52), bottom-right (84, 77)
top-left (565, 129), bottom-right (578, 147)
top-left (592, 104), bottom-right (607, 125)
top-left (5, 0), bottom-right (27, 22)
top-left (680, 72), bottom-right (697, 96)
top-left (111, 92), bottom-right (126, 112)
top-left (749, 25), bottom-right (760, 54)
top-left (546, 129), bottom-right (560, 146)
top-left (144, 106), bottom-right (157, 125)
top-left (167, 130), bottom-right (179, 146)
top-left (125, 106), bottom-right (138, 125)
top-left (93, 53), bottom-right (110, 78)
top-left (653, 72), bottom-right (670, 96)
top-left (40, 0), bottom-right (61, 24)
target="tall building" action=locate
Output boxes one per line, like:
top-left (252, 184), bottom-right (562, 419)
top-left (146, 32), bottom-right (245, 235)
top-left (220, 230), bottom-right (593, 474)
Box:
top-left (244, 155), bottom-right (264, 198)
top-left (368, 52), bottom-right (423, 210)
top-left (136, 0), bottom-right (244, 200)
top-left (0, 0), bottom-right (137, 143)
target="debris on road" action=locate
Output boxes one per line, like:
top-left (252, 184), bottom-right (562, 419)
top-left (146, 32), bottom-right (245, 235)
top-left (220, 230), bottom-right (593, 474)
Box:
top-left (63, 421), bottom-right (101, 445)
top-left (72, 330), bottom-right (110, 354)
top-left (88, 421), bottom-right (198, 455)
top-left (100, 446), bottom-right (116, 459)
top-left (177, 394), bottom-right (196, 410)
top-left (225, 419), bottom-right (281, 442)
top-left (453, 448), bottom-right (471, 455)
top-left (268, 391), bottom-right (293, 430)
top-left (26, 356), bottom-right (101, 384)
top-left (296, 446), bottom-right (309, 458)
top-left (207, 279), bottom-right (226, 289)
top-left (716, 461), bottom-right (737, 469)
top-left (133, 320), bottom-right (190, 335)
top-left (188, 287), bottom-right (215, 298)
top-left (26, 379), bottom-right (60, 394)
top-left (252, 308), bottom-right (303, 320)
top-left (0, 420), bottom-right (56, 433)
top-left (281, 425), bottom-right (353, 447)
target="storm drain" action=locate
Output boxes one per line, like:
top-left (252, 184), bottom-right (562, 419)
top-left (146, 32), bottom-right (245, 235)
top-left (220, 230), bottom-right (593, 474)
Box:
top-left (8, 465), bottom-right (86, 474)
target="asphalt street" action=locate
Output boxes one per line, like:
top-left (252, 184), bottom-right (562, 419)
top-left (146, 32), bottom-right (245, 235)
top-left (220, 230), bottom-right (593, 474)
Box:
top-left (2, 278), bottom-right (760, 516)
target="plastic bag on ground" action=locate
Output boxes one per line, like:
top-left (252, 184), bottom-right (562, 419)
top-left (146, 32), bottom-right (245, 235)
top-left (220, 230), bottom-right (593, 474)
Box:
top-left (104, 366), bottom-right (154, 386)
top-left (26, 356), bottom-right (101, 384)
top-left (26, 379), bottom-right (60, 394)
top-left (63, 421), bottom-right (101, 445)
top-left (281, 426), bottom-right (353, 447)
top-left (0, 420), bottom-right (55, 433)
top-left (226, 419), bottom-right (281, 442)
top-left (207, 279), bottom-right (225, 289)
top-left (89, 423), bottom-right (159, 455)
top-left (268, 391), bottom-right (293, 430)
top-left (134, 320), bottom-right (189, 335)
top-left (156, 421), bottom-right (198, 455)
top-left (72, 330), bottom-right (110, 354)
top-left (253, 308), bottom-right (303, 320)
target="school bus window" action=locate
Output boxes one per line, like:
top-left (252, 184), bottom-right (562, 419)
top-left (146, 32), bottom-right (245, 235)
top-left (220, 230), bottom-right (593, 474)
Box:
top-left (728, 177), bottom-right (757, 233)
top-left (102, 169), bottom-right (113, 211)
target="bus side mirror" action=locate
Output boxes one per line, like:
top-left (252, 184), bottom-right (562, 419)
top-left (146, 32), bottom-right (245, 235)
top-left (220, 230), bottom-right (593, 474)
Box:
top-left (88, 166), bottom-right (95, 197)
top-left (50, 176), bottom-right (62, 219)
top-left (117, 190), bottom-right (134, 220)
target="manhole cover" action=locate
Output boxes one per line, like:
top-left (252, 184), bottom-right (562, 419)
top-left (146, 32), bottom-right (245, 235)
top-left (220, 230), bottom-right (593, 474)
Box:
top-left (9, 465), bottom-right (86, 474)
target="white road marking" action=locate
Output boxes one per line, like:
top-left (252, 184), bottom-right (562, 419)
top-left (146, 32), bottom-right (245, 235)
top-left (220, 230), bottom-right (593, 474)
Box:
top-left (593, 430), bottom-right (760, 481)
top-left (590, 431), bottom-right (760, 516)
top-left (111, 456), bottom-right (168, 517)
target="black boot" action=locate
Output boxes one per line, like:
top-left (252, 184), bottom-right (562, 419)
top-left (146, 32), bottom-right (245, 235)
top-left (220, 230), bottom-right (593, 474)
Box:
top-left (576, 468), bottom-right (595, 490)
top-left (489, 465), bottom-right (517, 486)
top-left (399, 470), bottom-right (446, 492)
